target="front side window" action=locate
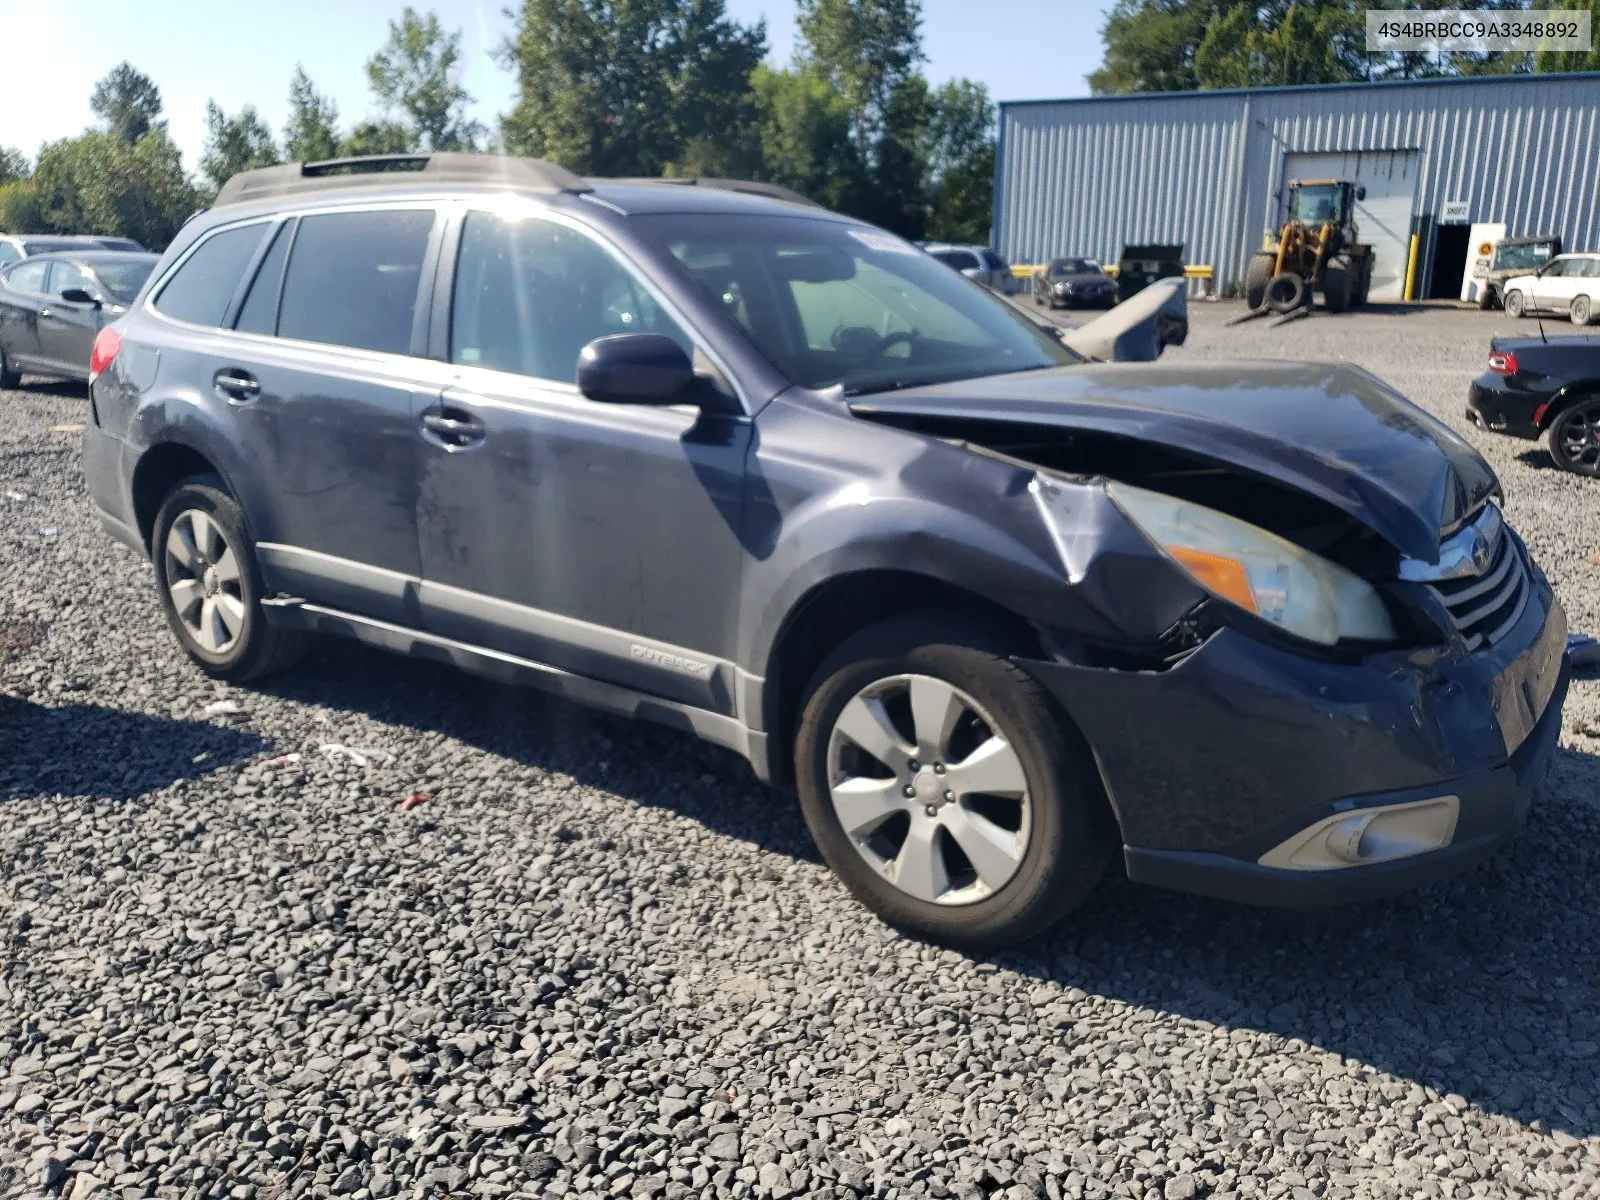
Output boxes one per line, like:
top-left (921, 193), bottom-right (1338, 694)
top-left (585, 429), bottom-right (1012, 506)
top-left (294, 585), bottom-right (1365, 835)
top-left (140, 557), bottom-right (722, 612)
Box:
top-left (450, 211), bottom-right (691, 384)
top-left (1541, 257), bottom-right (1570, 278)
top-left (88, 258), bottom-right (156, 304)
top-left (51, 261), bottom-right (93, 298)
top-left (153, 223), bottom-right (268, 326)
top-left (5, 260), bottom-right (48, 294)
top-left (278, 209), bottom-right (434, 355)
top-left (637, 213), bottom-right (1075, 395)
top-left (234, 224), bottom-right (292, 336)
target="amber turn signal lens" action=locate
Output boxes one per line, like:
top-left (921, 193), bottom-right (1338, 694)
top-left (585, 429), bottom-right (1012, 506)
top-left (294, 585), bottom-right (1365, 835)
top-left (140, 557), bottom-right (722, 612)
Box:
top-left (1168, 546), bottom-right (1258, 613)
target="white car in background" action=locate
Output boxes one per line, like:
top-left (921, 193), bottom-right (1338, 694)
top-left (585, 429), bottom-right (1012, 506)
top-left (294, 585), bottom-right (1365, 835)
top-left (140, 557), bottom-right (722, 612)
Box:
top-left (1501, 251), bottom-right (1600, 325)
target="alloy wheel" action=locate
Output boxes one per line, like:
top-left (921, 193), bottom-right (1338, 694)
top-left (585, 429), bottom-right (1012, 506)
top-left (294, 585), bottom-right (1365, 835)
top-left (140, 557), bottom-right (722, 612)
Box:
top-left (1556, 403), bottom-right (1600, 474)
top-left (826, 673), bottom-right (1032, 906)
top-left (164, 509), bottom-right (246, 653)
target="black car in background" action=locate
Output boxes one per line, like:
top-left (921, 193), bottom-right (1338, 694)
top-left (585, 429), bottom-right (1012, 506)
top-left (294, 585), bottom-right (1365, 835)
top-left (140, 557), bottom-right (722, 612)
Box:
top-left (0, 234), bottom-right (147, 266)
top-left (1468, 333), bottom-right (1600, 474)
top-left (0, 251), bottom-right (159, 386)
top-left (1034, 256), bottom-right (1115, 309)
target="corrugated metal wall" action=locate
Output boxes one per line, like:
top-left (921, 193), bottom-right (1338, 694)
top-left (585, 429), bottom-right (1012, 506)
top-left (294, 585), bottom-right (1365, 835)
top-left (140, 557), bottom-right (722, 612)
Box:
top-left (995, 73), bottom-right (1600, 294)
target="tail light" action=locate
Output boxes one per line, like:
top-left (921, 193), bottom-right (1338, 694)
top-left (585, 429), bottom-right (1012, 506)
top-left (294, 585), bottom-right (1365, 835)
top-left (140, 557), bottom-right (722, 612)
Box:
top-left (1487, 349), bottom-right (1518, 375)
top-left (89, 326), bottom-right (122, 383)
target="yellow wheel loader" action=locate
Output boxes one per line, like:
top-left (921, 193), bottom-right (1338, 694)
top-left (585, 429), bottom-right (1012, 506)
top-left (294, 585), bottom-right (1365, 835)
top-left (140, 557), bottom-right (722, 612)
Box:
top-left (1244, 180), bottom-right (1375, 315)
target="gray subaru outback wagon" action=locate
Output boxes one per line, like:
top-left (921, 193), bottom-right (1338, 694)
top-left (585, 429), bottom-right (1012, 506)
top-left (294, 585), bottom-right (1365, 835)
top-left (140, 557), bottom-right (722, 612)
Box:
top-left (83, 153), bottom-right (1568, 948)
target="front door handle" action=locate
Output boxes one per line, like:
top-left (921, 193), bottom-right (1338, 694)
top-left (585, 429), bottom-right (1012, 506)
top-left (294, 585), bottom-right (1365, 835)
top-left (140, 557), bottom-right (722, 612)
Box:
top-left (213, 368), bottom-right (261, 404)
top-left (420, 409), bottom-right (486, 449)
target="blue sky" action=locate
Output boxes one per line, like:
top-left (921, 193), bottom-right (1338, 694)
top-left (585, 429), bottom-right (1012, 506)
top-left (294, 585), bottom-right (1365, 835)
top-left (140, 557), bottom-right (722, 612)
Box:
top-left (0, 0), bottom-right (1115, 172)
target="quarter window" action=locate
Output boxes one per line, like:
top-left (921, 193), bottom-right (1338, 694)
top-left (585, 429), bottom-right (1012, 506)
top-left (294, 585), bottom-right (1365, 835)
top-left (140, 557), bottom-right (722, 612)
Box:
top-left (277, 210), bottom-right (434, 355)
top-left (154, 223), bottom-right (268, 326)
top-left (450, 212), bottom-right (691, 384)
top-left (234, 223), bottom-right (292, 336)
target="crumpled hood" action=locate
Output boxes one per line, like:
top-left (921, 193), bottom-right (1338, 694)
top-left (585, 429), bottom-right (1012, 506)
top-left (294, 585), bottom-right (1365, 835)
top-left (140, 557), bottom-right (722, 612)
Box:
top-left (851, 359), bottom-right (1500, 564)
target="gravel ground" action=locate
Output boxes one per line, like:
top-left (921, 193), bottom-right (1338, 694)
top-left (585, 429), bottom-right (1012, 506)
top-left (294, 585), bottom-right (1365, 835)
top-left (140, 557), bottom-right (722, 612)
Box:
top-left (1, 301), bottom-right (1598, 1200)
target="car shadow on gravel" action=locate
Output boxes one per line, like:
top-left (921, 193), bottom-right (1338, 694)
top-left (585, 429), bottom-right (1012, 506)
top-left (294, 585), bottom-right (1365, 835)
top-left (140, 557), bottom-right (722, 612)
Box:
top-left (1515, 447), bottom-right (1567, 472)
top-left (10, 377), bottom-right (88, 400)
top-left (995, 742), bottom-right (1600, 1138)
top-left (250, 639), bottom-right (825, 862)
top-left (0, 691), bottom-right (269, 803)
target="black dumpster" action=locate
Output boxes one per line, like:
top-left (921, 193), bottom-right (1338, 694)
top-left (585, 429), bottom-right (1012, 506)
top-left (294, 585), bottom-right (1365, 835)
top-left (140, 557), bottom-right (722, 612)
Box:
top-left (1116, 244), bottom-right (1185, 304)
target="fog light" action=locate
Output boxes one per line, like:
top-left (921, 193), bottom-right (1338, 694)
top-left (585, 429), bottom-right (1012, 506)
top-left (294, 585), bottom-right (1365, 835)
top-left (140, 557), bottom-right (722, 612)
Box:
top-left (1257, 796), bottom-right (1460, 872)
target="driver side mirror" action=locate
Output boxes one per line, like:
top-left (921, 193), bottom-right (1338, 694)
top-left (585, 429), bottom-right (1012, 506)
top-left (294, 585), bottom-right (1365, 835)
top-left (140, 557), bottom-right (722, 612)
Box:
top-left (60, 287), bottom-right (101, 308)
top-left (577, 334), bottom-right (697, 406)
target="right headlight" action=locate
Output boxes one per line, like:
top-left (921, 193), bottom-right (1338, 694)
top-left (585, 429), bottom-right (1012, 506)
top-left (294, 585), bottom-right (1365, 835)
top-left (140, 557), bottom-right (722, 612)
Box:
top-left (1104, 481), bottom-right (1398, 646)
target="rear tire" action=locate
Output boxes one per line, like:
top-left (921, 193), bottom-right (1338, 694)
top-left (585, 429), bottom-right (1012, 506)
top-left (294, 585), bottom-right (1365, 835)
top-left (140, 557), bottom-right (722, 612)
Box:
top-left (793, 613), bottom-right (1116, 949)
top-left (1547, 399), bottom-right (1600, 476)
top-left (1572, 295), bottom-right (1593, 326)
top-left (1323, 256), bottom-right (1352, 314)
top-left (1505, 289), bottom-right (1527, 319)
top-left (1245, 252), bottom-right (1274, 310)
top-left (152, 476), bottom-right (309, 681)
top-left (0, 345), bottom-right (19, 390)
top-left (1354, 254), bottom-right (1372, 306)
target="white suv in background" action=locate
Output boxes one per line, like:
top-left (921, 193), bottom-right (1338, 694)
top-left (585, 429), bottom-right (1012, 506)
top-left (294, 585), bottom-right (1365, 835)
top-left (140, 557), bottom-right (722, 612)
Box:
top-left (1502, 251), bottom-right (1600, 325)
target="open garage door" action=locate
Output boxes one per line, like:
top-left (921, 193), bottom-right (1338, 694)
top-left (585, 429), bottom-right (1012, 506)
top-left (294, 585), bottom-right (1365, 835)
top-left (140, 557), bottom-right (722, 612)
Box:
top-left (1282, 150), bottom-right (1419, 301)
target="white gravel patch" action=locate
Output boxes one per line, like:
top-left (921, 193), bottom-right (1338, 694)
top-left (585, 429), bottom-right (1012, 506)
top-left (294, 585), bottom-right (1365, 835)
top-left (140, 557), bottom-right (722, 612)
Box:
top-left (1, 302), bottom-right (1598, 1200)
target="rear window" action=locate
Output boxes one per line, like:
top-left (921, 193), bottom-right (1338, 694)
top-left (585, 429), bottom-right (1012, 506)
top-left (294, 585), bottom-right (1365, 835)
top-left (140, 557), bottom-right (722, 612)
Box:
top-left (277, 209), bottom-right (434, 355)
top-left (154, 223), bottom-right (268, 326)
top-left (0, 243), bottom-right (18, 266)
top-left (932, 250), bottom-right (980, 271)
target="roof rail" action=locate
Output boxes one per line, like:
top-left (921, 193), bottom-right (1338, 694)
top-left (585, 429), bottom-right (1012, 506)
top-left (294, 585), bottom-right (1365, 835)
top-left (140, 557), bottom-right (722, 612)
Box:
top-left (592, 175), bottom-right (823, 209)
top-left (214, 152), bottom-right (591, 208)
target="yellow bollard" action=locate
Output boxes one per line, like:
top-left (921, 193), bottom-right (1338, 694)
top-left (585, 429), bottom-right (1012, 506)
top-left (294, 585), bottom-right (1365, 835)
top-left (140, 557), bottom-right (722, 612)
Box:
top-left (1403, 233), bottom-right (1420, 301)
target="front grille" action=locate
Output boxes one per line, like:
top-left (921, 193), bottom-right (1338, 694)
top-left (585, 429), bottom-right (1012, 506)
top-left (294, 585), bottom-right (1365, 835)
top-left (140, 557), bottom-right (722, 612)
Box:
top-left (1426, 529), bottom-right (1530, 651)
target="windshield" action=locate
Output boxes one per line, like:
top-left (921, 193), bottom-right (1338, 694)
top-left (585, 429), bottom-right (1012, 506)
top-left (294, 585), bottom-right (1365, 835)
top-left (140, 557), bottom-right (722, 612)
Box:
top-left (1494, 241), bottom-right (1556, 271)
top-left (1050, 258), bottom-right (1096, 275)
top-left (87, 257), bottom-right (156, 302)
top-left (635, 214), bottom-right (1075, 395)
top-left (1288, 184), bottom-right (1342, 225)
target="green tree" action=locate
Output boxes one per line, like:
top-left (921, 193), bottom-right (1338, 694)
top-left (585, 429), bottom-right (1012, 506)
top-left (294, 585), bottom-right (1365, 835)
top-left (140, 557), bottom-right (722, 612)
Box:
top-left (90, 62), bottom-right (166, 144)
top-left (368, 7), bottom-right (484, 151)
top-left (1535, 0), bottom-right (1600, 72)
top-left (200, 102), bottom-right (279, 193)
top-left (747, 64), bottom-right (865, 211)
top-left (1193, 2), bottom-right (1365, 88)
top-left (0, 181), bottom-right (45, 233)
top-left (26, 130), bottom-right (199, 249)
top-left (284, 66), bottom-right (342, 163)
top-left (923, 79), bottom-right (995, 243)
top-left (1090, 0), bottom-right (1233, 93)
top-left (0, 148), bottom-right (29, 185)
top-left (500, 0), bottom-right (767, 177)
top-left (796, 0), bottom-right (923, 155)
top-left (339, 120), bottom-right (421, 157)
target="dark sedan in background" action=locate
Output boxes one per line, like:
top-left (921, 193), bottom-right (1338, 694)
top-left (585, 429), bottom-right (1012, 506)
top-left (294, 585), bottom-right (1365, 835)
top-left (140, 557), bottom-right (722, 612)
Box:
top-left (1467, 333), bottom-right (1600, 475)
top-left (0, 250), bottom-right (158, 387)
top-left (1034, 256), bottom-right (1116, 309)
top-left (0, 233), bottom-right (146, 266)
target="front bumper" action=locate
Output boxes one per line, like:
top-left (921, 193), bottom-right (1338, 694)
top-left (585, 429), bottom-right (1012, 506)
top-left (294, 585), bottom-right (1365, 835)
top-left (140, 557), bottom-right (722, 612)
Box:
top-left (1019, 572), bottom-right (1569, 907)
top-left (1466, 374), bottom-right (1548, 440)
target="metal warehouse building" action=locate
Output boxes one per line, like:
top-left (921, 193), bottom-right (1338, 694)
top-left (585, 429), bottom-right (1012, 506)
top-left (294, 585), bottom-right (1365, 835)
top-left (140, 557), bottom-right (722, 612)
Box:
top-left (994, 72), bottom-right (1600, 301)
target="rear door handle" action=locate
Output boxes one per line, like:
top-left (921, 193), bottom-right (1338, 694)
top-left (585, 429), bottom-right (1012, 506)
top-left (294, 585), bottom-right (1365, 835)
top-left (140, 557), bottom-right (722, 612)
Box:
top-left (420, 409), bottom-right (486, 449)
top-left (213, 368), bottom-right (261, 404)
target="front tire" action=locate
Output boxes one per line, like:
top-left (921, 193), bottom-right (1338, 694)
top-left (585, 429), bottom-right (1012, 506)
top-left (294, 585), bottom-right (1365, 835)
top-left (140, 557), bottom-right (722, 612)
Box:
top-left (1505, 289), bottom-right (1526, 318)
top-left (1323, 256), bottom-right (1352, 314)
top-left (152, 476), bottom-right (308, 680)
top-left (793, 614), bottom-right (1116, 949)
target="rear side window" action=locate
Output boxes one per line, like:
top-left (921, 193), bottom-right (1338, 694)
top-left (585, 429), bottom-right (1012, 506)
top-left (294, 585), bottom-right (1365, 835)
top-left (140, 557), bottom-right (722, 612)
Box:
top-left (234, 223), bottom-right (292, 336)
top-left (6, 260), bottom-right (48, 293)
top-left (154, 223), bottom-right (267, 326)
top-left (278, 209), bottom-right (434, 354)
